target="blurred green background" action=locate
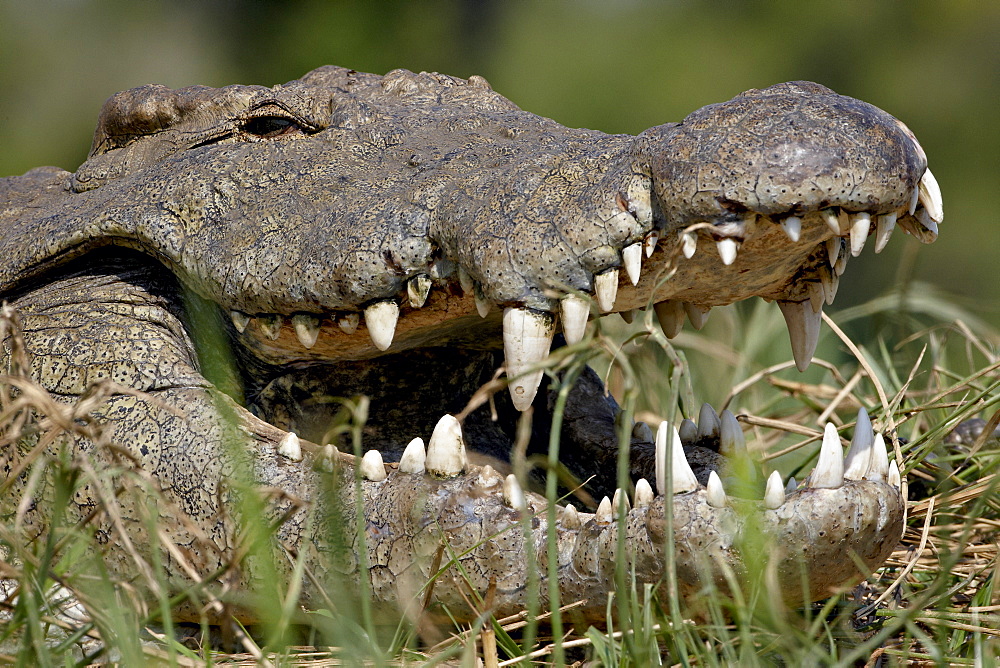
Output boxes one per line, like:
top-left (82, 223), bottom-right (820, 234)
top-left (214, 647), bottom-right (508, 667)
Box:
top-left (2, 0), bottom-right (997, 325)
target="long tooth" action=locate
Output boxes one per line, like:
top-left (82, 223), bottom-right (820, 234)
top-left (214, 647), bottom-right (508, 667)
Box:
top-left (820, 267), bottom-right (840, 305)
top-left (360, 449), bottom-right (387, 482)
top-left (644, 232), bottom-right (658, 258)
top-left (474, 286), bottom-right (491, 318)
top-left (654, 300), bottom-right (684, 339)
top-left (807, 282), bottom-right (825, 314)
top-left (780, 216), bottom-right (802, 242)
top-left (230, 310), bottom-right (250, 333)
top-left (777, 300), bottom-right (822, 372)
top-left (596, 496), bottom-right (614, 523)
top-left (888, 460), bottom-right (901, 488)
top-left (874, 212), bottom-right (897, 253)
top-left (398, 437), bottom-right (426, 474)
top-left (292, 314), bottom-right (321, 349)
top-left (407, 274), bottom-right (432, 308)
top-left (594, 269), bottom-right (619, 312)
top-left (809, 423), bottom-right (845, 489)
top-left (785, 476), bottom-right (797, 493)
top-left (918, 167), bottom-right (943, 223)
top-left (612, 488), bottom-right (630, 514)
top-left (654, 422), bottom-right (667, 493)
top-left (656, 421), bottom-right (698, 494)
top-left (865, 433), bottom-right (889, 482)
top-left (849, 212), bottom-right (871, 257)
top-left (425, 414), bottom-right (467, 477)
top-left (502, 307), bottom-right (555, 411)
top-left (560, 504), bottom-right (582, 529)
top-left (683, 302), bottom-right (711, 330)
top-left (338, 313), bottom-right (360, 335)
top-left (825, 236), bottom-right (841, 269)
top-left (706, 471), bottom-right (727, 508)
top-left (622, 242), bottom-right (643, 285)
top-left (908, 184), bottom-right (920, 216)
top-left (560, 295), bottom-right (589, 345)
top-left (719, 409), bottom-right (745, 456)
top-left (843, 408), bottom-right (874, 480)
top-left (277, 431), bottom-right (302, 462)
top-left (834, 246), bottom-right (849, 276)
top-left (697, 403), bottom-right (721, 440)
top-left (365, 301), bottom-right (399, 351)
top-left (764, 470), bottom-right (786, 509)
top-left (681, 232), bottom-right (697, 259)
top-left (258, 315), bottom-right (282, 340)
top-left (822, 208), bottom-right (841, 235)
top-left (632, 421), bottom-right (654, 443)
top-left (458, 266), bottom-right (474, 293)
top-left (716, 238), bottom-right (738, 265)
top-left (634, 478), bottom-right (654, 507)
top-left (678, 418), bottom-right (698, 444)
top-left (503, 474), bottom-right (526, 510)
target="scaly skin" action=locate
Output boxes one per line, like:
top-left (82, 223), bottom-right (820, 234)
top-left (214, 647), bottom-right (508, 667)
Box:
top-left (0, 67), bottom-right (937, 623)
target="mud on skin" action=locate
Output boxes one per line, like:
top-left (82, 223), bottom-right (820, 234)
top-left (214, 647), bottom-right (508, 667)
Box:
top-left (0, 66), bottom-right (942, 623)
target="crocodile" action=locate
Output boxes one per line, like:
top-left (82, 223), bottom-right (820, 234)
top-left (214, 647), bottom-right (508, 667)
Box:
top-left (0, 66), bottom-right (942, 625)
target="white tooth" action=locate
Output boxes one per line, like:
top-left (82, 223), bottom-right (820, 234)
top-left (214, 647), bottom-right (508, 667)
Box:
top-left (365, 301), bottom-right (399, 351)
top-left (780, 216), bottom-right (802, 242)
top-left (230, 310), bottom-right (250, 333)
top-left (834, 247), bottom-right (849, 276)
top-left (807, 282), bottom-right (825, 314)
top-left (777, 300), bottom-right (822, 373)
top-left (407, 274), bottom-right (432, 308)
top-left (503, 474), bottom-right (526, 510)
top-left (706, 471), bottom-right (727, 508)
top-left (849, 212), bottom-right (871, 257)
top-left (809, 423), bottom-right (845, 489)
top-left (622, 242), bottom-right (643, 286)
top-left (825, 236), bottom-right (840, 269)
top-left (654, 300), bottom-right (684, 339)
top-left (634, 478), bottom-right (654, 507)
top-left (681, 232), bottom-right (697, 259)
top-left (697, 403), bottom-right (721, 440)
top-left (478, 464), bottom-right (503, 486)
top-left (888, 460), bottom-right (901, 489)
top-left (820, 268), bottom-right (839, 305)
top-left (360, 449), bottom-right (387, 482)
top-left (258, 315), bottom-right (282, 340)
top-left (683, 303), bottom-right (711, 330)
top-left (474, 287), bottom-right (491, 318)
top-left (719, 409), bottom-right (745, 456)
top-left (398, 437), bottom-right (426, 474)
top-left (426, 414), bottom-right (467, 477)
top-left (338, 313), bottom-right (360, 335)
top-left (822, 208), bottom-right (841, 235)
top-left (596, 496), bottom-right (613, 523)
top-left (632, 421), bottom-right (654, 443)
top-left (785, 476), bottom-right (797, 494)
top-left (656, 422), bottom-right (698, 494)
top-left (502, 307), bottom-right (555, 411)
top-left (292, 314), bottom-right (321, 349)
top-left (458, 266), bottom-right (474, 293)
top-left (874, 212), bottom-right (897, 254)
top-left (678, 418), bottom-right (698, 444)
top-left (764, 470), bottom-right (786, 509)
top-left (918, 167), bottom-right (943, 223)
top-left (655, 421), bottom-right (667, 494)
top-left (843, 408), bottom-right (874, 480)
top-left (612, 488), bottom-right (630, 514)
top-left (644, 232), bottom-right (658, 258)
top-left (908, 184), bottom-right (920, 216)
top-left (276, 431), bottom-right (302, 462)
top-left (916, 209), bottom-right (940, 239)
top-left (716, 238), bottom-right (738, 265)
top-left (560, 504), bottom-right (582, 529)
top-left (866, 433), bottom-right (889, 483)
top-left (560, 295), bottom-right (589, 345)
top-left (594, 269), bottom-right (619, 312)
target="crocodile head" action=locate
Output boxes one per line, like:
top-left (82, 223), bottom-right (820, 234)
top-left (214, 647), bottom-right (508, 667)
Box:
top-left (0, 66), bottom-right (939, 622)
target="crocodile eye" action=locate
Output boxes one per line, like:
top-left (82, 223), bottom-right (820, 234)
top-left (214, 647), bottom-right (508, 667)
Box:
top-left (242, 116), bottom-right (301, 138)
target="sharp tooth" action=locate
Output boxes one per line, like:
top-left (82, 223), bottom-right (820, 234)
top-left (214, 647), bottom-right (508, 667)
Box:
top-left (612, 488), bottom-right (630, 514)
top-left (719, 409), bottom-right (745, 456)
top-left (365, 301), bottom-right (399, 351)
top-left (822, 208), bottom-right (841, 235)
top-left (398, 437), bottom-right (426, 474)
top-left (683, 302), bottom-right (711, 330)
top-left (918, 167), bottom-right (943, 223)
top-left (843, 408), bottom-right (874, 480)
top-left (834, 246), bottom-right (849, 276)
top-left (681, 232), bottom-right (697, 259)
top-left (780, 216), bottom-right (802, 242)
top-left (503, 474), bottom-right (526, 510)
top-left (623, 242), bottom-right (643, 286)
top-left (292, 314), bottom-right (321, 349)
top-left (502, 307), bottom-right (555, 411)
top-left (809, 423), bottom-right (845, 489)
top-left (230, 310), bottom-right (250, 333)
top-left (678, 418), bottom-right (698, 444)
top-left (825, 236), bottom-right (841, 269)
top-left (916, 209), bottom-right (939, 240)
top-left (716, 238), bottom-right (738, 265)
top-left (706, 471), bottom-right (727, 508)
top-left (634, 478), bottom-right (654, 507)
top-left (785, 476), bottom-right (797, 494)
top-left (849, 212), bottom-right (871, 257)
top-left (478, 464), bottom-right (502, 486)
top-left (619, 309), bottom-right (634, 324)
top-left (820, 267), bottom-right (839, 305)
top-left (458, 266), bottom-right (474, 293)
top-left (654, 300), bottom-right (684, 339)
top-left (874, 212), bottom-right (897, 253)
top-left (888, 460), bottom-right (901, 489)
top-left (697, 403), bottom-right (721, 440)
top-left (594, 269), bottom-right (619, 312)
top-left (360, 449), bottom-right (387, 482)
top-left (654, 422), bottom-right (666, 493)
top-left (807, 282), bottom-right (825, 314)
top-left (560, 295), bottom-right (589, 345)
top-left (258, 315), bottom-right (282, 340)
top-left (596, 496), bottom-right (613, 523)
top-left (908, 184), bottom-right (920, 216)
top-left (276, 431), bottom-right (302, 462)
top-left (656, 422), bottom-right (699, 494)
top-left (474, 286), bottom-right (491, 318)
top-left (425, 414), bottom-right (467, 477)
top-left (407, 274), bottom-right (432, 308)
top-left (764, 470), bottom-right (786, 509)
top-left (632, 420), bottom-right (654, 443)
top-left (338, 313), bottom-right (360, 335)
top-left (560, 504), bottom-right (582, 529)
top-left (865, 433), bottom-right (889, 482)
top-left (644, 232), bottom-right (659, 258)
top-left (777, 300), bottom-right (822, 372)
